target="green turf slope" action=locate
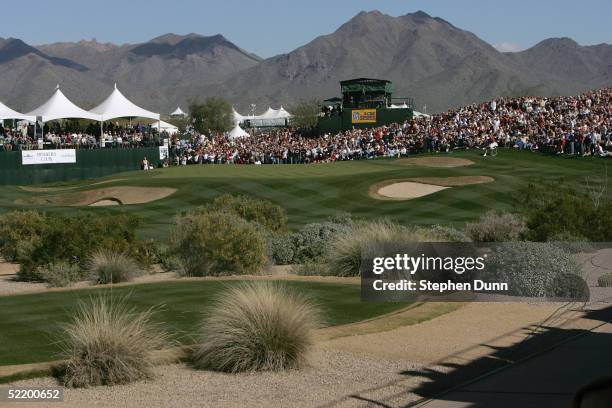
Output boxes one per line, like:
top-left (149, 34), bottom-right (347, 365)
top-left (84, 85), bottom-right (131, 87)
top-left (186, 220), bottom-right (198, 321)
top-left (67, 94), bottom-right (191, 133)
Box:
top-left (0, 280), bottom-right (405, 366)
top-left (0, 150), bottom-right (608, 239)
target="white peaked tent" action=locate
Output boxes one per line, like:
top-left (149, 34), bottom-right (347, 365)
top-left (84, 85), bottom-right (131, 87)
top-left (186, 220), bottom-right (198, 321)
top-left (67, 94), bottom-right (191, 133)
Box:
top-left (259, 107), bottom-right (277, 119)
top-left (232, 107), bottom-right (244, 124)
top-left (0, 101), bottom-right (35, 121)
top-left (274, 106), bottom-right (292, 119)
top-left (26, 86), bottom-right (101, 122)
top-left (171, 106), bottom-right (186, 116)
top-left (228, 125), bottom-right (249, 139)
top-left (150, 120), bottom-right (178, 134)
top-left (90, 84), bottom-right (160, 121)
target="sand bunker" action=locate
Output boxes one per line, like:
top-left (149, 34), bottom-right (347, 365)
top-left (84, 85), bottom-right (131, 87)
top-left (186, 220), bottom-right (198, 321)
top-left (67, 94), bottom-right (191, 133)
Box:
top-left (409, 176), bottom-right (494, 187)
top-left (89, 198), bottom-right (122, 206)
top-left (370, 176), bottom-right (494, 200)
top-left (371, 181), bottom-right (449, 200)
top-left (16, 186), bottom-right (176, 206)
top-left (396, 157), bottom-right (474, 168)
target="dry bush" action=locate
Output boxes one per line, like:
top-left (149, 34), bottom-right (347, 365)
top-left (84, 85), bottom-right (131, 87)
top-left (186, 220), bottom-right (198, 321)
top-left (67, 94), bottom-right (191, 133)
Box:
top-left (88, 250), bottom-right (144, 284)
top-left (38, 261), bottom-right (83, 287)
top-left (170, 211), bottom-right (267, 276)
top-left (465, 210), bottom-right (526, 242)
top-left (193, 282), bottom-right (321, 372)
top-left (58, 296), bottom-right (168, 387)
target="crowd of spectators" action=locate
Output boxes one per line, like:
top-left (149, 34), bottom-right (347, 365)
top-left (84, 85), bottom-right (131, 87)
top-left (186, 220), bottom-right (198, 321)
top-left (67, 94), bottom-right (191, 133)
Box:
top-left (0, 124), bottom-right (163, 151)
top-left (2, 88), bottom-right (610, 164)
top-left (171, 87), bottom-right (611, 165)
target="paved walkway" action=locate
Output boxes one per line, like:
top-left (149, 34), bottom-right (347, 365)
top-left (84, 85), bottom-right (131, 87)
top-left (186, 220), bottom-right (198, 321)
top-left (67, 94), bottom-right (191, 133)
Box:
top-left (415, 320), bottom-right (612, 407)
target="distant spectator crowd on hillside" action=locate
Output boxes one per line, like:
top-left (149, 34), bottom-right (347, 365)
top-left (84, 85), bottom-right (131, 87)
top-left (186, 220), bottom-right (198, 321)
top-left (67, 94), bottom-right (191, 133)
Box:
top-left (169, 87), bottom-right (611, 165)
top-left (2, 87), bottom-right (611, 164)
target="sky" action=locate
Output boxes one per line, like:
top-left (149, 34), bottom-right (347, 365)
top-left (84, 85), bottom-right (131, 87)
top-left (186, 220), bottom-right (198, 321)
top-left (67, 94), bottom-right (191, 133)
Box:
top-left (1, 0), bottom-right (610, 57)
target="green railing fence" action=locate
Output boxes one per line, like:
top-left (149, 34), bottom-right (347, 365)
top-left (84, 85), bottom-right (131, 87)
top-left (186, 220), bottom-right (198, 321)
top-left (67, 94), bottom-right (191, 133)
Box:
top-left (0, 147), bottom-right (160, 185)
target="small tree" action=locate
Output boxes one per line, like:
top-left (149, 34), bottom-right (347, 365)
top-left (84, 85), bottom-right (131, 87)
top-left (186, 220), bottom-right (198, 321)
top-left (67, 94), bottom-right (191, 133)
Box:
top-left (290, 99), bottom-right (320, 129)
top-left (189, 97), bottom-right (233, 134)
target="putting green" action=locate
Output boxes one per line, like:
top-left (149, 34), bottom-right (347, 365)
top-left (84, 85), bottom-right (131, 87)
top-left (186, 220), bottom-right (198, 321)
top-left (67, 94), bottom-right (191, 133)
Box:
top-left (0, 150), bottom-right (609, 239)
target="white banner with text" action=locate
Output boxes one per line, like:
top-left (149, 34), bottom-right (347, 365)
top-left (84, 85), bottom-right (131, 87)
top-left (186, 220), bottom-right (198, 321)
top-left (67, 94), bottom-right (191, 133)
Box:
top-left (21, 149), bottom-right (77, 165)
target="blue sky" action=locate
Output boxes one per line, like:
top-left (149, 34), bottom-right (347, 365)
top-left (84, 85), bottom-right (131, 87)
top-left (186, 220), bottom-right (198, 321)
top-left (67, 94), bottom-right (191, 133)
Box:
top-left (1, 0), bottom-right (610, 57)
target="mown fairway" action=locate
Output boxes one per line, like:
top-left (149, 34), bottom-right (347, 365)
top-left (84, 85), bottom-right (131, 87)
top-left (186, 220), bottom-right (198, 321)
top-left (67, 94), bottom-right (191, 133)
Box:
top-left (0, 150), bottom-right (608, 239)
top-left (0, 280), bottom-right (407, 366)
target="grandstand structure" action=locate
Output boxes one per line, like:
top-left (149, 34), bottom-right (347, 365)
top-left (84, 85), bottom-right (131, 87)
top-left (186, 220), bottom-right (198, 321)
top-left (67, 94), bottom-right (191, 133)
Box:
top-left (318, 78), bottom-right (413, 133)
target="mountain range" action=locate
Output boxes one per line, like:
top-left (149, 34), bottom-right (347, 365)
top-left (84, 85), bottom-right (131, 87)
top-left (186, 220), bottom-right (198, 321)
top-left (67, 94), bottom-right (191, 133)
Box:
top-left (0, 10), bottom-right (610, 115)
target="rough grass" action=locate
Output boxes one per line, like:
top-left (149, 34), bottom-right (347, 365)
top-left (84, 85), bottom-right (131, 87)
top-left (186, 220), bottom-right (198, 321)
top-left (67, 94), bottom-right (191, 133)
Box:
top-left (192, 282), bottom-right (321, 372)
top-left (58, 296), bottom-right (169, 388)
top-left (88, 250), bottom-right (144, 284)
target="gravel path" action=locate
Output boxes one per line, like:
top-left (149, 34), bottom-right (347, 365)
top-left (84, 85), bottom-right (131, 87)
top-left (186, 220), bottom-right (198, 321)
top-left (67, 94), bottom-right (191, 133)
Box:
top-left (8, 349), bottom-right (429, 408)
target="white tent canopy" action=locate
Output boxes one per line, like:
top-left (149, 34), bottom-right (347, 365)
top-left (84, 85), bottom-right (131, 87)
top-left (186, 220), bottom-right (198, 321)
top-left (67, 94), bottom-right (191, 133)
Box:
top-left (228, 125), bottom-right (249, 139)
top-left (259, 107), bottom-right (277, 119)
top-left (26, 86), bottom-right (101, 122)
top-left (232, 107), bottom-right (245, 124)
top-left (413, 111), bottom-right (430, 118)
top-left (274, 106), bottom-right (292, 119)
top-left (171, 106), bottom-right (186, 116)
top-left (232, 106), bottom-right (292, 125)
top-left (150, 120), bottom-right (178, 134)
top-left (0, 101), bottom-right (35, 121)
top-left (90, 84), bottom-right (159, 121)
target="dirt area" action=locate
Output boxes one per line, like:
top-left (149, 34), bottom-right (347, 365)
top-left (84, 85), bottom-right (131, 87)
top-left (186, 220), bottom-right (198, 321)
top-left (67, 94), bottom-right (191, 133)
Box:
top-left (0, 259), bottom-right (18, 276)
top-left (408, 176), bottom-right (494, 187)
top-left (396, 156), bottom-right (475, 167)
top-left (18, 179), bottom-right (128, 192)
top-left (0, 263), bottom-right (358, 296)
top-left (369, 180), bottom-right (449, 200)
top-left (15, 186), bottom-right (177, 206)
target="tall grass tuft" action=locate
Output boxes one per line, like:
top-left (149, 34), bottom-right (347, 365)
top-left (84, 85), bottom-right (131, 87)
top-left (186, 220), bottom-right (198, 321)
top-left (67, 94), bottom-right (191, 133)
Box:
top-left (88, 250), bottom-right (143, 284)
top-left (193, 282), bottom-right (321, 372)
top-left (58, 296), bottom-right (168, 387)
top-left (327, 220), bottom-right (446, 277)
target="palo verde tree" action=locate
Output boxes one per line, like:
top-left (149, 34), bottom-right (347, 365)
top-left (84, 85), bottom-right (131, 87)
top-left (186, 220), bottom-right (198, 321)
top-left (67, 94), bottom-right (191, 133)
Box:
top-left (188, 97), bottom-right (233, 134)
top-left (289, 99), bottom-right (321, 129)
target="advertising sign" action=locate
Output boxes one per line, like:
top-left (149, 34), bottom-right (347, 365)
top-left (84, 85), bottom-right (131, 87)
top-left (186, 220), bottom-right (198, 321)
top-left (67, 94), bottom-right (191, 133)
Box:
top-left (21, 149), bottom-right (76, 165)
top-left (351, 109), bottom-right (377, 124)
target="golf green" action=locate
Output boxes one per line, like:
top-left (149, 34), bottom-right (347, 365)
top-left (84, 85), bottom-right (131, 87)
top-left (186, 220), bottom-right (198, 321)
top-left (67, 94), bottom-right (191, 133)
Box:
top-left (0, 149), bottom-right (608, 240)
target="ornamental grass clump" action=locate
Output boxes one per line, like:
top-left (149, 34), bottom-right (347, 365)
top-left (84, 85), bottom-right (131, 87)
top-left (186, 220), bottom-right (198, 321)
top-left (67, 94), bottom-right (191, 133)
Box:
top-left (326, 220), bottom-right (446, 277)
top-left (58, 296), bottom-right (168, 388)
top-left (88, 250), bottom-right (144, 284)
top-left (598, 274), bottom-right (612, 288)
top-left (193, 282), bottom-right (321, 372)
